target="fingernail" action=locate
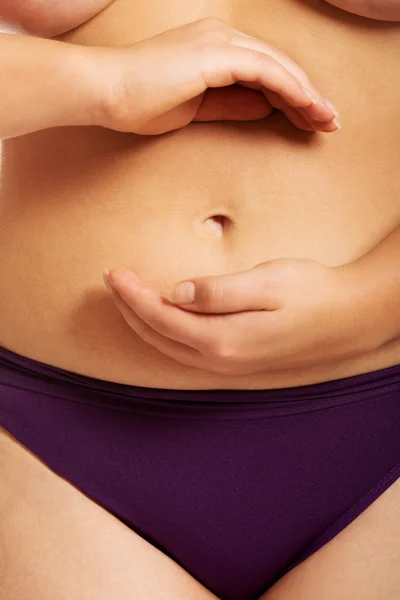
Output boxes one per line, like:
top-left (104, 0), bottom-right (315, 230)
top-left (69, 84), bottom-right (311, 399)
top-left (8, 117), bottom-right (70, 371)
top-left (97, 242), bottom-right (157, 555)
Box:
top-left (334, 117), bottom-right (342, 130)
top-left (103, 268), bottom-right (113, 293)
top-left (324, 99), bottom-right (340, 117)
top-left (302, 87), bottom-right (318, 105)
top-left (173, 281), bottom-right (195, 304)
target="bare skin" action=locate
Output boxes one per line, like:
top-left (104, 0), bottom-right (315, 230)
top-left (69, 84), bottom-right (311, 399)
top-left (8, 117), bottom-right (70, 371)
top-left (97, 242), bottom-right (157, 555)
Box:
top-left (325, 0), bottom-right (400, 20)
top-left (0, 1), bottom-right (399, 389)
top-left (1, 426), bottom-right (399, 599)
top-left (0, 0), bottom-right (115, 37)
top-left (0, 0), bottom-right (399, 599)
top-left (0, 427), bottom-right (219, 600)
top-left (261, 478), bottom-right (400, 600)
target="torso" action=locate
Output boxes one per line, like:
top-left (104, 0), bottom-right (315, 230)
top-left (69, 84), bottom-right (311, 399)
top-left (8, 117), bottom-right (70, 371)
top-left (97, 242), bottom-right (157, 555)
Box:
top-left (0, 0), bottom-right (399, 389)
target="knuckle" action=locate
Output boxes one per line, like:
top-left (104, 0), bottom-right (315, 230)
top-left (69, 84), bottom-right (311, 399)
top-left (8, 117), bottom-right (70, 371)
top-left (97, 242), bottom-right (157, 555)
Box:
top-left (198, 279), bottom-right (225, 308)
top-left (195, 39), bottom-right (220, 61)
top-left (270, 258), bottom-right (297, 277)
top-left (194, 35), bottom-right (223, 61)
top-left (195, 17), bottom-right (228, 44)
top-left (250, 50), bottom-right (268, 69)
top-left (217, 343), bottom-right (236, 361)
top-left (207, 338), bottom-right (236, 361)
top-left (265, 62), bottom-right (294, 91)
top-left (252, 52), bottom-right (282, 80)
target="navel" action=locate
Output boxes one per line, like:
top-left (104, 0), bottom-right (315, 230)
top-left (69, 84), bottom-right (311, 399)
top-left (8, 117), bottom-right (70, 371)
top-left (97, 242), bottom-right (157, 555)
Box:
top-left (202, 214), bottom-right (232, 237)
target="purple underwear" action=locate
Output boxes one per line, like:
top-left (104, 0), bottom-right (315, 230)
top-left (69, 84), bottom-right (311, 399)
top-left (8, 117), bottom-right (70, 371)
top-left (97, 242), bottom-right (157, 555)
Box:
top-left (1, 344), bottom-right (399, 600)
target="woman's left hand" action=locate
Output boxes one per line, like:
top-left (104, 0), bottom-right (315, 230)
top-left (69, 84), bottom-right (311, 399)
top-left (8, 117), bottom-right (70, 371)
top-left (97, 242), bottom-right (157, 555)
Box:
top-left (104, 258), bottom-right (372, 376)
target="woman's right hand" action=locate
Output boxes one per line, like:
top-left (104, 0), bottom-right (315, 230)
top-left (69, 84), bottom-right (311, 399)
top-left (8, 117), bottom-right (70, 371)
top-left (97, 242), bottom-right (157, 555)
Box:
top-left (94, 18), bottom-right (340, 135)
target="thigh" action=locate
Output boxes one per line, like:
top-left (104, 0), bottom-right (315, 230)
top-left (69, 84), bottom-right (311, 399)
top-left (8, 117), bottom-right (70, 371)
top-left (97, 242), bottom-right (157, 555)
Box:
top-left (0, 426), bottom-right (216, 600)
top-left (262, 478), bottom-right (400, 600)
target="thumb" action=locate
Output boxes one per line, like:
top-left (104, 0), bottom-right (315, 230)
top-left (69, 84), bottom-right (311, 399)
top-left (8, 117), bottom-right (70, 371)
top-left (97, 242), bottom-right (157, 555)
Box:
top-left (169, 265), bottom-right (282, 313)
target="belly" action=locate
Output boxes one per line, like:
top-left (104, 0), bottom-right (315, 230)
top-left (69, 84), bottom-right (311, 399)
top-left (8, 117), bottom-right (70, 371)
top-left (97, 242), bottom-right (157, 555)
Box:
top-left (0, 0), bottom-right (399, 389)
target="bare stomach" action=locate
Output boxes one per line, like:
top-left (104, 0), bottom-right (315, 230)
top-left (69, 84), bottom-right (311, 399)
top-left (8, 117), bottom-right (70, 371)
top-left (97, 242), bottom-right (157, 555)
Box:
top-left (0, 2), bottom-right (399, 389)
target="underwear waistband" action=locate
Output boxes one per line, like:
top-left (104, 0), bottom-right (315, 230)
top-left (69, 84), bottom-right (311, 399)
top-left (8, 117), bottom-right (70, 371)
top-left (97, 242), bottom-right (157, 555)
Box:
top-left (0, 344), bottom-right (399, 418)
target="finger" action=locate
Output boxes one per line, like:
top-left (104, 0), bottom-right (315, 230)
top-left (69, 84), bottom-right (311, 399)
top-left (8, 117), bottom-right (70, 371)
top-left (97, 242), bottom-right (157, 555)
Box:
top-left (263, 89), bottom-right (315, 131)
top-left (231, 28), bottom-right (316, 87)
top-left (265, 89), bottom-right (314, 127)
top-left (229, 34), bottom-right (337, 123)
top-left (194, 86), bottom-right (273, 122)
top-left (264, 89), bottom-right (339, 133)
top-left (108, 284), bottom-right (207, 368)
top-left (107, 275), bottom-right (291, 373)
top-left (106, 269), bottom-right (217, 348)
top-left (239, 83), bottom-right (315, 130)
top-left (111, 287), bottom-right (265, 375)
top-left (203, 44), bottom-right (320, 113)
top-left (280, 105), bottom-right (316, 132)
top-left (240, 84), bottom-right (338, 133)
top-left (169, 265), bottom-right (282, 313)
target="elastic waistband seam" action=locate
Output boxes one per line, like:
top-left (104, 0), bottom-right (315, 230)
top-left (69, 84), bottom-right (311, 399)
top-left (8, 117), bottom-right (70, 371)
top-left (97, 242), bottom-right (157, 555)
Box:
top-left (1, 355), bottom-right (400, 399)
top-left (1, 378), bottom-right (398, 420)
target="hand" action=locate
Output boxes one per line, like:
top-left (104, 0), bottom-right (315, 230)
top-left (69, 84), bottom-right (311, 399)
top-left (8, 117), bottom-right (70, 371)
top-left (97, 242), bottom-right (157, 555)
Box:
top-left (103, 258), bottom-right (370, 376)
top-left (94, 17), bottom-right (340, 135)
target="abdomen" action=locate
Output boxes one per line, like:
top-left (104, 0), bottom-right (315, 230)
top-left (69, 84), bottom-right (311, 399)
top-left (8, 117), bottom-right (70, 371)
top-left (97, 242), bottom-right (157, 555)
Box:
top-left (0, 0), bottom-right (399, 389)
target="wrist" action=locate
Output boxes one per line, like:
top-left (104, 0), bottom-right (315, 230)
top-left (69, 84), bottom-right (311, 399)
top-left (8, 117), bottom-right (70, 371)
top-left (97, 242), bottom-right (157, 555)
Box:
top-left (83, 45), bottom-right (140, 132)
top-left (0, 34), bottom-right (116, 138)
top-left (334, 253), bottom-right (398, 354)
top-left (67, 44), bottom-right (114, 129)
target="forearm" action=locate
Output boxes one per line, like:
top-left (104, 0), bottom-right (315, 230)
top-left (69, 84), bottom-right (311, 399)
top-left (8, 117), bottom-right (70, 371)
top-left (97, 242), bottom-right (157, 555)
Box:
top-left (324, 0), bottom-right (400, 20)
top-left (343, 224), bottom-right (400, 350)
top-left (0, 33), bottom-right (103, 139)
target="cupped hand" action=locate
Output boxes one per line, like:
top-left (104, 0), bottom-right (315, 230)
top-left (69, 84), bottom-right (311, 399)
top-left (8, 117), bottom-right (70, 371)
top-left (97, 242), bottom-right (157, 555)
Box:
top-left (95, 17), bottom-right (340, 135)
top-left (103, 258), bottom-right (369, 376)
